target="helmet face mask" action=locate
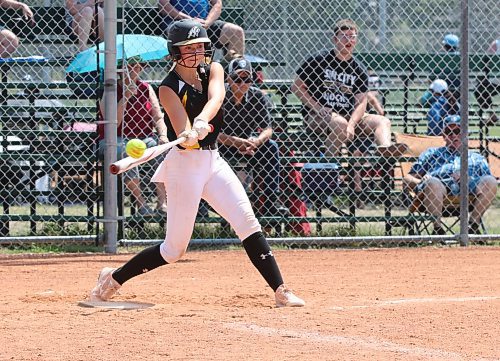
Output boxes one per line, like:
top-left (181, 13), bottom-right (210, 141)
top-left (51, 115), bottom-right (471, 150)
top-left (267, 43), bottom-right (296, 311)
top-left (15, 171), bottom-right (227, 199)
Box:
top-left (170, 43), bottom-right (213, 68)
top-left (167, 20), bottom-right (213, 68)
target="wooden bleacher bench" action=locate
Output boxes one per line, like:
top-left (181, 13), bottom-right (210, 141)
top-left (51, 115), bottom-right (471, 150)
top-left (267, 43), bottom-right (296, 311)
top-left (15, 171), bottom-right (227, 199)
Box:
top-left (0, 129), bottom-right (99, 236)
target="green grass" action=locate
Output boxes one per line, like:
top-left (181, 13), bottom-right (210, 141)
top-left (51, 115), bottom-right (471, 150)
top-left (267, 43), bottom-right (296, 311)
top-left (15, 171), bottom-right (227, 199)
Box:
top-left (0, 243), bottom-right (101, 254)
top-left (4, 197), bottom-right (500, 239)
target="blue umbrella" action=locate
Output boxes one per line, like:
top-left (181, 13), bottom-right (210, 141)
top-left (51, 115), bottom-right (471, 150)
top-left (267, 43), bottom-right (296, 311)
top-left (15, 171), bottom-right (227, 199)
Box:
top-left (66, 34), bottom-right (169, 74)
top-left (244, 54), bottom-right (269, 64)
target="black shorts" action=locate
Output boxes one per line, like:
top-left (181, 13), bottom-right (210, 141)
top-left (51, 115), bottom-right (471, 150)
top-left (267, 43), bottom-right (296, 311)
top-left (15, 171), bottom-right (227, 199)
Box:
top-left (206, 20), bottom-right (226, 49)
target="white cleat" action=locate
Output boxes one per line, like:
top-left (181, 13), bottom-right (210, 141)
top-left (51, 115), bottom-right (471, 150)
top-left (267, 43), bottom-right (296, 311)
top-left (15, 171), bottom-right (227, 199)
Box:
top-left (275, 284), bottom-right (305, 308)
top-left (89, 267), bottom-right (121, 301)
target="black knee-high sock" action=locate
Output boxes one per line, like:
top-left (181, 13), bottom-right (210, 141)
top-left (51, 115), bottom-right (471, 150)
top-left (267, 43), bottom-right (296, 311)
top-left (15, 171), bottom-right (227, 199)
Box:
top-left (242, 232), bottom-right (283, 291)
top-left (112, 244), bottom-right (167, 285)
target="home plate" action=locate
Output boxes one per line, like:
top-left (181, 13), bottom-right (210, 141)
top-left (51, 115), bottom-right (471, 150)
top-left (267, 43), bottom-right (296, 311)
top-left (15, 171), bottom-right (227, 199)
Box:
top-left (78, 300), bottom-right (154, 310)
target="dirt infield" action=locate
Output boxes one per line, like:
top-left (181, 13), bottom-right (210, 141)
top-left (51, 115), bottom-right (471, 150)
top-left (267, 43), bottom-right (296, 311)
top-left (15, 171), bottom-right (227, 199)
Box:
top-left (1, 247), bottom-right (500, 361)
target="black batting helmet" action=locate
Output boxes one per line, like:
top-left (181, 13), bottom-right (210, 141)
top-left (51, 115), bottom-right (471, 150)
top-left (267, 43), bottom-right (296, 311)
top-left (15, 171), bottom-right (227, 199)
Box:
top-left (167, 20), bottom-right (213, 67)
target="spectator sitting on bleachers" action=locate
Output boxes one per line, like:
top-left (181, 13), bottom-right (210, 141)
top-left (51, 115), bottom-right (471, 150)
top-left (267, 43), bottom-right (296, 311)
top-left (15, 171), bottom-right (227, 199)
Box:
top-left (65, 0), bottom-right (104, 52)
top-left (0, 0), bottom-right (33, 57)
top-left (403, 116), bottom-right (497, 235)
top-left (218, 58), bottom-right (288, 217)
top-left (291, 18), bottom-right (408, 158)
top-left (158, 0), bottom-right (245, 60)
top-left (97, 58), bottom-right (168, 215)
top-left (423, 79), bottom-right (460, 136)
top-left (419, 33), bottom-right (461, 106)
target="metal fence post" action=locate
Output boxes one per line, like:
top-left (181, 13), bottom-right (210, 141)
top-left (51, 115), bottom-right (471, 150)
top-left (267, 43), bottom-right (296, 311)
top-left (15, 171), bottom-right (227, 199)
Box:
top-left (459, 0), bottom-right (470, 247)
top-left (103, 0), bottom-right (118, 253)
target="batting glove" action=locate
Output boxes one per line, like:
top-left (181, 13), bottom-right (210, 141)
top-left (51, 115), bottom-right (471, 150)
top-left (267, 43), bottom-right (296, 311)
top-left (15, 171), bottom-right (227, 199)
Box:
top-left (178, 129), bottom-right (199, 148)
top-left (192, 118), bottom-right (211, 140)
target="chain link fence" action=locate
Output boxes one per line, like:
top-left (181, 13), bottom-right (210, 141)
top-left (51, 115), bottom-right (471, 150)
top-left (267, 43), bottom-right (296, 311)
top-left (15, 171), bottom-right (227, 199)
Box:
top-left (0, 0), bottom-right (498, 249)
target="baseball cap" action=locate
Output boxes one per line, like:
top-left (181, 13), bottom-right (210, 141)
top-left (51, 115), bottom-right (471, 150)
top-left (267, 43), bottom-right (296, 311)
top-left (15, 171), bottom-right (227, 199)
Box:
top-left (227, 58), bottom-right (252, 76)
top-left (429, 79), bottom-right (448, 94)
top-left (443, 34), bottom-right (459, 48)
top-left (443, 115), bottom-right (461, 133)
top-left (168, 19), bottom-right (211, 46)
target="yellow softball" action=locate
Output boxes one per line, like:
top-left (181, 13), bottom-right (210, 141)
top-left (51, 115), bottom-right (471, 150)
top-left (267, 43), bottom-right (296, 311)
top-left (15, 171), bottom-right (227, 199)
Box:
top-left (125, 139), bottom-right (147, 158)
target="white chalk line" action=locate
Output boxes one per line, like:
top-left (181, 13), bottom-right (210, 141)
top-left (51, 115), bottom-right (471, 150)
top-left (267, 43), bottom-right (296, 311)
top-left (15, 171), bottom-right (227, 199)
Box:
top-left (330, 296), bottom-right (500, 310)
top-left (225, 322), bottom-right (499, 361)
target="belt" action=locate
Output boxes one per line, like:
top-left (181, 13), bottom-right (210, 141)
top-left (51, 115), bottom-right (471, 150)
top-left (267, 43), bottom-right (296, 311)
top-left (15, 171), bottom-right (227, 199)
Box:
top-left (177, 143), bottom-right (218, 150)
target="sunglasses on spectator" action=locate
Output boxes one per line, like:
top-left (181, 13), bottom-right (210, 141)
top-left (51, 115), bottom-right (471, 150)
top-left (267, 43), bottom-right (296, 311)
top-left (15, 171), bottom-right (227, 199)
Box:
top-left (231, 75), bottom-right (253, 84)
top-left (337, 33), bottom-right (358, 40)
top-left (444, 127), bottom-right (461, 135)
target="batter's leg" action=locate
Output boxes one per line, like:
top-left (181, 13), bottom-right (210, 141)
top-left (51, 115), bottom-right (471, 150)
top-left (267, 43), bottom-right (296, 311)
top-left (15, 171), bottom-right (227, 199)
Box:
top-left (202, 158), bottom-right (284, 291)
top-left (91, 151), bottom-right (210, 301)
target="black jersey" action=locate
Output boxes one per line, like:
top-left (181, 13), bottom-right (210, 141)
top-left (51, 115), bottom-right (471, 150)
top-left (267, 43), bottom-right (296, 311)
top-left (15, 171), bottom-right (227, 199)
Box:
top-left (222, 85), bottom-right (273, 138)
top-left (296, 49), bottom-right (368, 117)
top-left (160, 64), bottom-right (223, 147)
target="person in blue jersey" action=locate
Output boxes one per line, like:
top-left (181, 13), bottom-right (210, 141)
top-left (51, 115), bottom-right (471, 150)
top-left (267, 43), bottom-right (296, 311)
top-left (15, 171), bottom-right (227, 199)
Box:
top-left (425, 79), bottom-right (460, 136)
top-left (404, 116), bottom-right (497, 235)
top-left (158, 0), bottom-right (245, 60)
top-left (89, 20), bottom-right (304, 308)
top-left (419, 33), bottom-right (461, 108)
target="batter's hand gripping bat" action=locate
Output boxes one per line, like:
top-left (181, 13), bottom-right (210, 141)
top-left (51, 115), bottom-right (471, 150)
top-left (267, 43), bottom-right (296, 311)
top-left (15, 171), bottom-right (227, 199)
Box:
top-left (109, 125), bottom-right (214, 175)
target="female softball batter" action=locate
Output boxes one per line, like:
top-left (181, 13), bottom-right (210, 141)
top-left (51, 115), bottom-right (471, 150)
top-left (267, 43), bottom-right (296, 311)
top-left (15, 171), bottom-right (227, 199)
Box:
top-left (90, 19), bottom-right (305, 308)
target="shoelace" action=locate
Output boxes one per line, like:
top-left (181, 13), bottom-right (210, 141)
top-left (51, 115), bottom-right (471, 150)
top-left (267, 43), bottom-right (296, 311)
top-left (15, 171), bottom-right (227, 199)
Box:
top-left (104, 278), bottom-right (120, 292)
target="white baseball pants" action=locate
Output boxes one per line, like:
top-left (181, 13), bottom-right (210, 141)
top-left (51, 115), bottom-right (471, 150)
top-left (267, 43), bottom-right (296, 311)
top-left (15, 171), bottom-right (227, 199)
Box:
top-left (151, 147), bottom-right (261, 263)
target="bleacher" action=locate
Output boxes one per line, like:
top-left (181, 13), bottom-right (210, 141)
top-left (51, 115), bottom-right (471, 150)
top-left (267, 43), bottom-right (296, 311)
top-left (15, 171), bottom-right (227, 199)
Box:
top-left (1, 6), bottom-right (498, 238)
top-left (255, 52), bottom-right (499, 235)
top-left (0, 6), bottom-right (262, 238)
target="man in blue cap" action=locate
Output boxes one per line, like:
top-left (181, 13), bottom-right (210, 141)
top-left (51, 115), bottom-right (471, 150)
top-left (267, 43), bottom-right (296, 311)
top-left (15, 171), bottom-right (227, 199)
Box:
top-left (404, 115), bottom-right (497, 235)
